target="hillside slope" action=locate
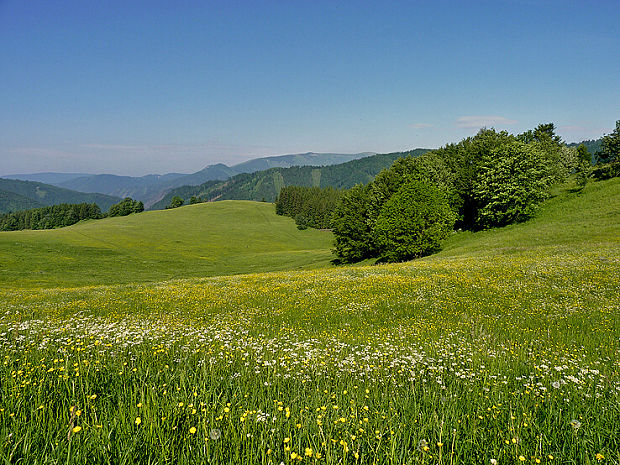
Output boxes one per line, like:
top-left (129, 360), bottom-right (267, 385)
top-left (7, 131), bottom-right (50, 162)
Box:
top-left (0, 201), bottom-right (333, 288)
top-left (44, 152), bottom-right (374, 207)
top-left (0, 189), bottom-right (43, 213)
top-left (0, 178), bottom-right (121, 213)
top-left (152, 149), bottom-right (429, 209)
top-left (438, 177), bottom-right (620, 258)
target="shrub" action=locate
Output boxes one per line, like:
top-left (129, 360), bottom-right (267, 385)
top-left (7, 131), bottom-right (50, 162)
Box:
top-left (109, 198), bottom-right (144, 217)
top-left (373, 180), bottom-right (455, 263)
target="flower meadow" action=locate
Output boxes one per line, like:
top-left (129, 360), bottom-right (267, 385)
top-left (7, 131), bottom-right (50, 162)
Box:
top-left (1, 246), bottom-right (618, 465)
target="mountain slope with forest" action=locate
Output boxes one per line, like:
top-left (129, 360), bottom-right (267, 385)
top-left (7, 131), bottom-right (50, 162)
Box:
top-left (152, 149), bottom-right (429, 209)
top-left (0, 178), bottom-right (121, 214)
top-left (16, 152), bottom-right (375, 207)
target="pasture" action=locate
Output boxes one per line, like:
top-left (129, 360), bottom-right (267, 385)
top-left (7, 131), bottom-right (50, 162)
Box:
top-left (0, 179), bottom-right (618, 464)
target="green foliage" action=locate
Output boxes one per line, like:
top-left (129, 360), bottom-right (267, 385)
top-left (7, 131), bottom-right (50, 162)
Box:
top-left (331, 124), bottom-right (584, 263)
top-left (331, 184), bottom-right (375, 263)
top-left (575, 145), bottom-right (591, 188)
top-left (591, 160), bottom-right (620, 181)
top-left (0, 203), bottom-right (102, 231)
top-left (108, 198), bottom-right (144, 217)
top-left (472, 140), bottom-right (552, 228)
top-left (167, 196), bottom-right (184, 209)
top-left (374, 181), bottom-right (456, 262)
top-left (368, 152), bottom-right (456, 221)
top-left (518, 122), bottom-right (563, 145)
top-left (189, 196), bottom-right (202, 205)
top-left (597, 120), bottom-right (620, 164)
top-left (434, 128), bottom-right (517, 227)
top-left (567, 139), bottom-right (601, 160)
top-left (275, 185), bottom-right (343, 229)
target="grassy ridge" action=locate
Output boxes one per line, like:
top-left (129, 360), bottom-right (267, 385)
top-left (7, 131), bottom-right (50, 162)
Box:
top-left (0, 179), bottom-right (618, 464)
top-left (0, 201), bottom-right (333, 288)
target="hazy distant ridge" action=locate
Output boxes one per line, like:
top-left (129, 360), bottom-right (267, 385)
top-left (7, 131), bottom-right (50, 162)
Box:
top-left (3, 152), bottom-right (375, 208)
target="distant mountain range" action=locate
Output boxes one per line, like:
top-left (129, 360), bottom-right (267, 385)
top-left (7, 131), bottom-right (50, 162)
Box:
top-left (0, 178), bottom-right (121, 214)
top-left (3, 152), bottom-right (375, 207)
top-left (151, 149), bottom-right (430, 209)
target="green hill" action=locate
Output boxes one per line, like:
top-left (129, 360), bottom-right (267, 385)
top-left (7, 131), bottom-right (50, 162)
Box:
top-left (0, 200), bottom-right (333, 288)
top-left (151, 149), bottom-right (429, 209)
top-left (0, 178), bottom-right (121, 214)
top-left (0, 189), bottom-right (43, 213)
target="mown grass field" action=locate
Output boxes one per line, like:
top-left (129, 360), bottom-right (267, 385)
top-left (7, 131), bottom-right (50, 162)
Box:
top-left (0, 200), bottom-right (333, 288)
top-left (0, 179), bottom-right (618, 464)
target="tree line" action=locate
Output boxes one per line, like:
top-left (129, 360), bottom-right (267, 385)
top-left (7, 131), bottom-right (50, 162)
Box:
top-left (275, 186), bottom-right (343, 229)
top-left (0, 197), bottom-right (145, 231)
top-left (0, 203), bottom-right (102, 231)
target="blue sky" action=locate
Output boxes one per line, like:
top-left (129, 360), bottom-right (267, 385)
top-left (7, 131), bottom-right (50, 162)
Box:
top-left (1, 0), bottom-right (619, 176)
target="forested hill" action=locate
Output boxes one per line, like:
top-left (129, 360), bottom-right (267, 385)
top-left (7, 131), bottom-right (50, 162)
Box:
top-left (151, 149), bottom-right (430, 209)
top-left (0, 178), bottom-right (121, 214)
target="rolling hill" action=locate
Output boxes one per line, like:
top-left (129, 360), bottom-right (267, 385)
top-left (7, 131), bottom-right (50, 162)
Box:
top-left (0, 178), bottom-right (122, 214)
top-left (152, 149), bottom-right (429, 209)
top-left (0, 200), bottom-right (333, 288)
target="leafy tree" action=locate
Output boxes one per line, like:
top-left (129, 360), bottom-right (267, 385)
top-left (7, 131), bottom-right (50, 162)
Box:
top-left (109, 198), bottom-right (144, 217)
top-left (167, 196), bottom-right (184, 209)
top-left (374, 180), bottom-right (455, 263)
top-left (472, 140), bottom-right (552, 228)
top-left (597, 120), bottom-right (620, 164)
top-left (575, 144), bottom-right (591, 188)
top-left (331, 184), bottom-right (375, 263)
top-left (436, 128), bottom-right (516, 228)
top-left (518, 123), bottom-right (562, 145)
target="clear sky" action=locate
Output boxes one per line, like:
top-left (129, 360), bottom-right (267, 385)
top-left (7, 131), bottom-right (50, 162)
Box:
top-left (1, 0), bottom-right (619, 176)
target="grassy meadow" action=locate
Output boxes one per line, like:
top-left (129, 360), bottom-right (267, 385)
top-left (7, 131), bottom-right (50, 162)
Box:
top-left (0, 179), bottom-right (619, 464)
top-left (0, 200), bottom-right (333, 288)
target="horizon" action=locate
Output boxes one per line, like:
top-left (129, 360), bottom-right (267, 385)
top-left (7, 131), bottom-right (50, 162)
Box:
top-left (2, 0), bottom-right (619, 176)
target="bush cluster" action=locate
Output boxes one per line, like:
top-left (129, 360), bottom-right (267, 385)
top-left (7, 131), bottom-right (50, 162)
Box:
top-left (108, 198), bottom-right (144, 217)
top-left (332, 123), bottom-right (591, 263)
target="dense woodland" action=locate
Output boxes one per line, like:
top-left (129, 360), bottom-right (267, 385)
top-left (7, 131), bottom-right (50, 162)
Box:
top-left (275, 186), bottom-right (343, 229)
top-left (0, 203), bottom-right (102, 231)
top-left (0, 197), bottom-right (145, 231)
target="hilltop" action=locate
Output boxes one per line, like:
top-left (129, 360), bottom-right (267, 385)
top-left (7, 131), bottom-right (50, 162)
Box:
top-left (0, 200), bottom-right (333, 288)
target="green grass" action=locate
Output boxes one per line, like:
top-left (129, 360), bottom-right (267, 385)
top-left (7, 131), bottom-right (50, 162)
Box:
top-left (0, 179), bottom-right (618, 464)
top-left (0, 200), bottom-right (333, 288)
